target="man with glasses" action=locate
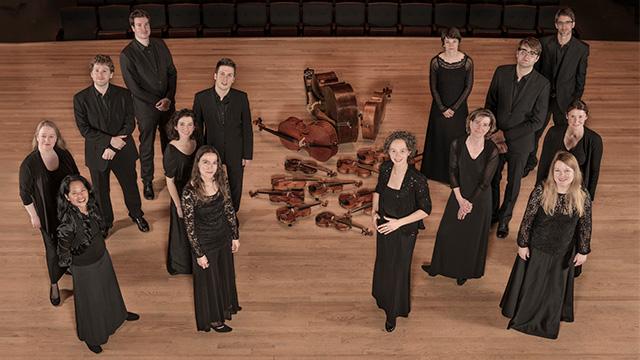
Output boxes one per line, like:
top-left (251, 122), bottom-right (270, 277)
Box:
top-left (485, 37), bottom-right (550, 238)
top-left (526, 7), bottom-right (589, 175)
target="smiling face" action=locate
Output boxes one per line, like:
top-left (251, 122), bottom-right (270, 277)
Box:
top-left (553, 159), bottom-right (575, 189)
top-left (37, 125), bottom-right (57, 151)
top-left (388, 139), bottom-right (410, 165)
top-left (567, 108), bottom-right (588, 129)
top-left (175, 116), bottom-right (195, 140)
top-left (131, 16), bottom-right (151, 42)
top-left (214, 65), bottom-right (235, 93)
top-left (90, 63), bottom-right (113, 87)
top-left (469, 115), bottom-right (492, 138)
top-left (555, 15), bottom-right (575, 37)
top-left (198, 152), bottom-right (218, 181)
top-left (66, 180), bottom-right (89, 210)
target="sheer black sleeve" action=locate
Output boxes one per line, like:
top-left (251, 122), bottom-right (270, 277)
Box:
top-left (576, 192), bottom-right (592, 255)
top-left (18, 157), bottom-right (34, 206)
top-left (375, 161), bottom-right (392, 194)
top-left (429, 56), bottom-right (447, 112)
top-left (181, 186), bottom-right (204, 258)
top-left (469, 141), bottom-right (500, 202)
top-left (451, 56), bottom-right (474, 111)
top-left (56, 213), bottom-right (75, 267)
top-left (516, 185), bottom-right (543, 248)
top-left (586, 131), bottom-right (603, 201)
top-left (221, 169), bottom-right (239, 240)
top-left (448, 138), bottom-right (461, 189)
top-left (413, 171), bottom-right (432, 215)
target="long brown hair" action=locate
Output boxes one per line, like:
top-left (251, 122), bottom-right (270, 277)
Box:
top-left (32, 119), bottom-right (67, 150)
top-left (541, 151), bottom-right (587, 217)
top-left (189, 145), bottom-right (231, 202)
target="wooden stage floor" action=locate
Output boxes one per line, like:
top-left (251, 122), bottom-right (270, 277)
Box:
top-left (0, 38), bottom-right (638, 358)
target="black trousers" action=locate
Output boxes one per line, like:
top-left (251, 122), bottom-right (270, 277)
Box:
top-left (225, 161), bottom-right (244, 212)
top-left (531, 97), bottom-right (567, 164)
top-left (136, 106), bottom-right (173, 184)
top-left (90, 156), bottom-right (143, 227)
top-left (492, 151), bottom-right (528, 224)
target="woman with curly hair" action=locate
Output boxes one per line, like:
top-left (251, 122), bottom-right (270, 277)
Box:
top-left (57, 175), bottom-right (139, 354)
top-left (182, 145), bottom-right (241, 333)
top-left (371, 131), bottom-right (432, 332)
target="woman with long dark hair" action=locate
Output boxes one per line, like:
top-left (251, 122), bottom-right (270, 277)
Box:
top-left (182, 145), bottom-right (241, 332)
top-left (19, 120), bottom-right (79, 306)
top-left (57, 175), bottom-right (139, 353)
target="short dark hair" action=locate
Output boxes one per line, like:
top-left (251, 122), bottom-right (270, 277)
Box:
top-left (566, 99), bottom-right (589, 116)
top-left (90, 54), bottom-right (115, 73)
top-left (555, 7), bottom-right (576, 23)
top-left (440, 27), bottom-right (462, 45)
top-left (166, 108), bottom-right (198, 141)
top-left (465, 108), bottom-right (497, 138)
top-left (215, 58), bottom-right (236, 74)
top-left (383, 130), bottom-right (418, 160)
top-left (517, 37), bottom-right (542, 56)
top-left (129, 9), bottom-right (150, 27)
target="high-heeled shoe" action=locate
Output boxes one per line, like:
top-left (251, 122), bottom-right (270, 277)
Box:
top-left (126, 312), bottom-right (140, 321)
top-left (86, 343), bottom-right (103, 354)
top-left (384, 318), bottom-right (396, 332)
top-left (50, 284), bottom-right (60, 306)
top-left (212, 324), bottom-right (233, 333)
top-left (456, 278), bottom-right (467, 286)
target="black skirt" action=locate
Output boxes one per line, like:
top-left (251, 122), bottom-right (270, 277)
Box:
top-left (167, 203), bottom-right (192, 275)
top-left (192, 246), bottom-right (240, 331)
top-left (71, 251), bottom-right (127, 345)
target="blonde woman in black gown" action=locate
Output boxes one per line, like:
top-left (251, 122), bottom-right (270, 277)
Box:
top-left (500, 151), bottom-right (592, 339)
top-left (372, 131), bottom-right (431, 332)
top-left (182, 145), bottom-right (241, 333)
top-left (422, 109), bottom-right (499, 285)
top-left (19, 120), bottom-right (78, 306)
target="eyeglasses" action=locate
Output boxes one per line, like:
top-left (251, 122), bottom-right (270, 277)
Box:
top-left (556, 20), bottom-right (574, 25)
top-left (517, 48), bottom-right (539, 57)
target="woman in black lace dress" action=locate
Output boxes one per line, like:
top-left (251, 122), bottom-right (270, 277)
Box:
top-left (423, 109), bottom-right (499, 285)
top-left (182, 145), bottom-right (241, 333)
top-left (372, 131), bottom-right (431, 332)
top-left (500, 151), bottom-right (592, 339)
top-left (420, 27), bottom-right (474, 184)
top-left (163, 109), bottom-right (197, 275)
top-left (57, 175), bottom-right (139, 354)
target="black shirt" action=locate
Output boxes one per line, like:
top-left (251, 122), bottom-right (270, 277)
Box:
top-left (214, 91), bottom-right (230, 126)
top-left (512, 70), bottom-right (532, 104)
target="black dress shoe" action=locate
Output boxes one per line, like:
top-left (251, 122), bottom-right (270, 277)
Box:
top-left (384, 318), bottom-right (396, 332)
top-left (456, 278), bottom-right (467, 286)
top-left (126, 312), bottom-right (140, 321)
top-left (213, 324), bottom-right (233, 333)
top-left (132, 217), bottom-right (150, 232)
top-left (497, 222), bottom-right (509, 238)
top-left (86, 343), bottom-right (103, 354)
top-left (421, 264), bottom-right (435, 276)
top-left (50, 285), bottom-right (60, 306)
top-left (143, 182), bottom-right (154, 200)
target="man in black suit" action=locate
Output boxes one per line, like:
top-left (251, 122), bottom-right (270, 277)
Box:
top-left (526, 7), bottom-right (589, 175)
top-left (73, 55), bottom-right (149, 232)
top-left (120, 9), bottom-right (177, 200)
top-left (193, 58), bottom-right (253, 212)
top-left (485, 38), bottom-right (550, 238)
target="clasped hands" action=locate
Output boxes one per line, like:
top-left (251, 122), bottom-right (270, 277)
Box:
top-left (155, 98), bottom-right (171, 112)
top-left (372, 212), bottom-right (402, 235)
top-left (102, 135), bottom-right (127, 160)
top-left (456, 197), bottom-right (473, 220)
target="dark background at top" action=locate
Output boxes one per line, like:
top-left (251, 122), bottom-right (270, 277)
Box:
top-left (0, 0), bottom-right (637, 42)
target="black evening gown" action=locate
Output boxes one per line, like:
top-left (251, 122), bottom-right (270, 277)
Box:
top-left (428, 138), bottom-right (499, 280)
top-left (372, 161), bottom-right (432, 320)
top-left (57, 211), bottom-right (128, 346)
top-left (421, 54), bottom-right (474, 184)
top-left (500, 185), bottom-right (592, 339)
top-left (19, 147), bottom-right (78, 283)
top-left (163, 144), bottom-right (195, 275)
top-left (182, 185), bottom-right (241, 331)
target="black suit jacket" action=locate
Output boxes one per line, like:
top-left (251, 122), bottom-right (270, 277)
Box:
top-left (73, 84), bottom-right (138, 171)
top-left (192, 87), bottom-right (253, 165)
top-left (535, 35), bottom-right (589, 112)
top-left (485, 65), bottom-right (550, 153)
top-left (120, 38), bottom-right (177, 116)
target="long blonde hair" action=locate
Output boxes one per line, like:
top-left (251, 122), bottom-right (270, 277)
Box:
top-left (32, 120), bottom-right (66, 150)
top-left (541, 151), bottom-right (587, 217)
top-left (189, 145), bottom-right (231, 202)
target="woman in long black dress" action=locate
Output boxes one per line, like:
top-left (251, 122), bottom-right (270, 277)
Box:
top-left (536, 100), bottom-right (602, 277)
top-left (372, 131), bottom-right (431, 332)
top-left (420, 27), bottom-right (474, 184)
top-left (182, 145), bottom-right (241, 333)
top-left (19, 120), bottom-right (79, 306)
top-left (500, 151), bottom-right (592, 339)
top-left (164, 109), bottom-right (197, 275)
top-left (57, 175), bottom-right (139, 354)
top-left (423, 109), bottom-right (499, 285)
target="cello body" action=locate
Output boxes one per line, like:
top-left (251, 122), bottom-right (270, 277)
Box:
top-left (360, 87), bottom-right (392, 141)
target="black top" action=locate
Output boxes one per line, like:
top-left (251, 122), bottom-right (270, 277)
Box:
top-left (375, 160), bottom-right (432, 234)
top-left (449, 137), bottom-right (499, 202)
top-left (19, 147), bottom-right (79, 236)
top-left (120, 38), bottom-right (178, 108)
top-left (511, 70), bottom-right (532, 104)
top-left (517, 185), bottom-right (592, 255)
top-left (182, 183), bottom-right (239, 258)
top-left (429, 54), bottom-right (474, 112)
top-left (57, 209), bottom-right (108, 267)
top-left (163, 144), bottom-right (195, 195)
top-left (73, 84), bottom-right (138, 171)
top-left (535, 125), bottom-right (603, 201)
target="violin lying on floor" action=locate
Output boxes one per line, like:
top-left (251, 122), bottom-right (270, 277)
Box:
top-left (315, 211), bottom-right (373, 236)
top-left (249, 188), bottom-right (305, 206)
top-left (284, 157), bottom-right (337, 177)
top-left (336, 157), bottom-right (378, 178)
top-left (276, 199), bottom-right (328, 227)
top-left (338, 188), bottom-right (373, 210)
top-left (307, 179), bottom-right (362, 197)
top-left (271, 174), bottom-right (322, 191)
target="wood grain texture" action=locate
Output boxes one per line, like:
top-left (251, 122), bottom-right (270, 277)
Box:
top-left (0, 38), bottom-right (638, 359)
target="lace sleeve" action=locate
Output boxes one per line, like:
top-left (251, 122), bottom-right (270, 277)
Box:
top-left (221, 169), bottom-right (239, 239)
top-left (181, 186), bottom-right (204, 258)
top-left (452, 56), bottom-right (474, 111)
top-left (448, 138), bottom-right (461, 189)
top-left (413, 172), bottom-right (432, 215)
top-left (516, 185), bottom-right (543, 248)
top-left (429, 57), bottom-right (446, 112)
top-left (576, 192), bottom-right (592, 255)
top-left (56, 213), bottom-right (75, 267)
top-left (469, 142), bottom-right (500, 201)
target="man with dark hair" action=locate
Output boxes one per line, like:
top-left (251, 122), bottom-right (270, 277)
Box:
top-left (526, 7), bottom-right (589, 175)
top-left (120, 9), bottom-right (178, 200)
top-left (193, 58), bottom-right (253, 212)
top-left (73, 55), bottom-right (149, 233)
top-left (485, 37), bottom-right (550, 238)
